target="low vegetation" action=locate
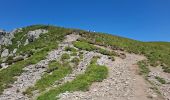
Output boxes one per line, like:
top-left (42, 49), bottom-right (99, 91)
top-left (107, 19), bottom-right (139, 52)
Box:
top-left (61, 53), bottom-right (70, 61)
top-left (137, 60), bottom-right (150, 76)
top-left (24, 61), bottom-right (72, 96)
top-left (65, 46), bottom-right (77, 52)
top-left (155, 76), bottom-right (166, 84)
top-left (37, 56), bottom-right (108, 100)
top-left (162, 65), bottom-right (170, 73)
top-left (79, 32), bottom-right (170, 73)
top-left (0, 25), bottom-right (72, 94)
top-left (71, 57), bottom-right (80, 66)
top-left (0, 49), bottom-right (48, 94)
top-left (0, 25), bottom-right (170, 99)
top-left (73, 41), bottom-right (116, 57)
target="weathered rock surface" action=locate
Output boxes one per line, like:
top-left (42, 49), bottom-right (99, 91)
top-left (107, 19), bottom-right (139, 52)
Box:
top-left (1, 49), bottom-right (9, 58)
top-left (27, 29), bottom-right (48, 42)
top-left (0, 28), bottom-right (22, 46)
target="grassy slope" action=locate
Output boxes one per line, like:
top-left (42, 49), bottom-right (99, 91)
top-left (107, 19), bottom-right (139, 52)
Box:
top-left (0, 25), bottom-right (72, 94)
top-left (25, 61), bottom-right (72, 96)
top-left (0, 24), bottom-right (169, 97)
top-left (79, 32), bottom-right (170, 72)
top-left (73, 40), bottom-right (116, 56)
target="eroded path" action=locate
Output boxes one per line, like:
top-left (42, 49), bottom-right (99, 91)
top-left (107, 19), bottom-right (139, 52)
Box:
top-left (59, 53), bottom-right (161, 100)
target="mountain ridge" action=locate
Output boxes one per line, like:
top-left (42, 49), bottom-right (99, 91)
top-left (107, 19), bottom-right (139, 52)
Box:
top-left (0, 25), bottom-right (170, 100)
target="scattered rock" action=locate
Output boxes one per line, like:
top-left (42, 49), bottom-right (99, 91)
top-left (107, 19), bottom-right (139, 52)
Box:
top-left (24, 39), bottom-right (29, 46)
top-left (118, 52), bottom-right (126, 59)
top-left (13, 48), bottom-right (17, 54)
top-left (59, 54), bottom-right (158, 100)
top-left (1, 49), bottom-right (9, 58)
top-left (13, 56), bottom-right (25, 63)
top-left (0, 63), bottom-right (8, 69)
top-left (0, 34), bottom-right (80, 100)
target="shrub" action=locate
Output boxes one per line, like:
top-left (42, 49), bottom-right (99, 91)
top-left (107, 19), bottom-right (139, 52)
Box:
top-left (71, 57), bottom-right (80, 65)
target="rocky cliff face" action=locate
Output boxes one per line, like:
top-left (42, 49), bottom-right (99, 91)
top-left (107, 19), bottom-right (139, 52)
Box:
top-left (0, 29), bottom-right (14, 46)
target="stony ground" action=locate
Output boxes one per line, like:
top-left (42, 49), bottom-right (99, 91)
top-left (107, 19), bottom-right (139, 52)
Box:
top-left (59, 54), bottom-right (162, 100)
top-left (148, 66), bottom-right (170, 100)
top-left (0, 34), bottom-right (80, 100)
top-left (0, 33), bottom-right (168, 100)
top-left (32, 50), bottom-right (97, 100)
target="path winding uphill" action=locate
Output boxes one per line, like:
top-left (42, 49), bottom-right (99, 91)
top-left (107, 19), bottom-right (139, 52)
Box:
top-left (0, 34), bottom-right (80, 100)
top-left (59, 53), bottom-right (162, 100)
top-left (0, 33), bottom-right (165, 100)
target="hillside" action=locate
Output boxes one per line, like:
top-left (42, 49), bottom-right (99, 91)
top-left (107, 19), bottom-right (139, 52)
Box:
top-left (0, 25), bottom-right (170, 100)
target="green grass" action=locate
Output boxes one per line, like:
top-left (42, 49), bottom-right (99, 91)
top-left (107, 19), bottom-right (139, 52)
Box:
top-left (70, 52), bottom-right (77, 56)
top-left (79, 32), bottom-right (170, 72)
top-left (73, 41), bottom-right (116, 56)
top-left (0, 25), bottom-right (73, 94)
top-left (79, 52), bottom-right (84, 59)
top-left (37, 57), bottom-right (108, 100)
top-left (137, 60), bottom-right (150, 76)
top-left (0, 49), bottom-right (48, 94)
top-left (1, 24), bottom-right (170, 98)
top-left (162, 65), bottom-right (170, 73)
top-left (155, 76), bottom-right (166, 84)
top-left (71, 57), bottom-right (80, 66)
top-left (65, 46), bottom-right (77, 52)
top-left (61, 53), bottom-right (70, 61)
top-left (24, 61), bottom-right (72, 96)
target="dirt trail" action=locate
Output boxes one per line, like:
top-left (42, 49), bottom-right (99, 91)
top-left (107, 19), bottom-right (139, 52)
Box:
top-left (0, 34), bottom-right (80, 100)
top-left (59, 53), bottom-right (161, 100)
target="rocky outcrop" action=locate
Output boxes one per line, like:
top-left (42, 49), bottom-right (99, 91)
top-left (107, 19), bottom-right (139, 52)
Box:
top-left (27, 29), bottom-right (48, 43)
top-left (0, 28), bottom-right (22, 46)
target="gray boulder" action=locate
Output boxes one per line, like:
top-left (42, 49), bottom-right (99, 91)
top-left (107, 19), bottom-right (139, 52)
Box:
top-left (0, 28), bottom-right (22, 46)
top-left (13, 48), bottom-right (17, 54)
top-left (1, 49), bottom-right (9, 57)
top-left (27, 29), bottom-right (48, 42)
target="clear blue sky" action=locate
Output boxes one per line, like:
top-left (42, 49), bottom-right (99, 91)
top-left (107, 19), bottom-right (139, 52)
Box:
top-left (0, 0), bottom-right (170, 42)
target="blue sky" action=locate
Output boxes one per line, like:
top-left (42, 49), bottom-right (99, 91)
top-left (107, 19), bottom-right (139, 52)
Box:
top-left (0, 0), bottom-right (170, 42)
